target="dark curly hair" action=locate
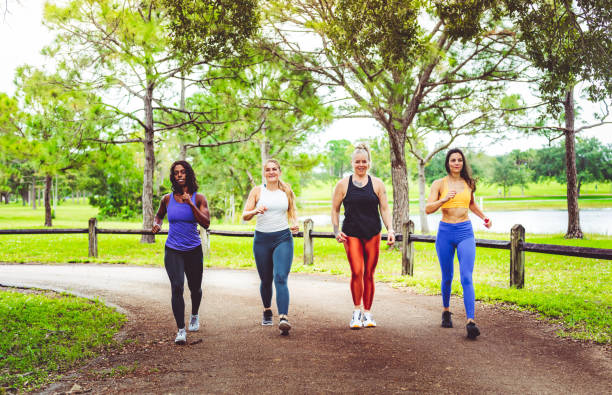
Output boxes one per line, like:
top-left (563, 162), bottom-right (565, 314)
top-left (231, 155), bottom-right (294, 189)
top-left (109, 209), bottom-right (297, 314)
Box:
top-left (169, 160), bottom-right (198, 194)
top-left (445, 148), bottom-right (476, 192)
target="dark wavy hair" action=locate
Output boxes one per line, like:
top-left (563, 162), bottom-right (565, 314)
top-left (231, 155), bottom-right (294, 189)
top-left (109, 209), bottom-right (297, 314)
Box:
top-left (169, 160), bottom-right (198, 194)
top-left (445, 148), bottom-right (476, 192)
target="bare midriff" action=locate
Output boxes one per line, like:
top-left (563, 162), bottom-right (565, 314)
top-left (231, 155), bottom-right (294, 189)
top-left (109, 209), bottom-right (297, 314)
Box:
top-left (441, 207), bottom-right (469, 223)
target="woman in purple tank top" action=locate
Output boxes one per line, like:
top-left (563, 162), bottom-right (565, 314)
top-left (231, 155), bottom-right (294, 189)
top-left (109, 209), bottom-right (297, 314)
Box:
top-left (151, 161), bottom-right (210, 345)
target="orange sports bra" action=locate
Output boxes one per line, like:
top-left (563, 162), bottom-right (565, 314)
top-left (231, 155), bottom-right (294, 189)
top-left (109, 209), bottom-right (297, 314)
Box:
top-left (440, 177), bottom-right (472, 209)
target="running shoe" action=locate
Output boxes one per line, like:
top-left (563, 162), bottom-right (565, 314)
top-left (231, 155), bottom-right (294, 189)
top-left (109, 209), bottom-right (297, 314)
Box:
top-left (262, 309), bottom-right (273, 326)
top-left (363, 312), bottom-right (376, 328)
top-left (175, 328), bottom-right (187, 345)
top-left (441, 311), bottom-right (453, 328)
top-left (279, 317), bottom-right (291, 336)
top-left (349, 310), bottom-right (363, 329)
top-left (466, 322), bottom-right (480, 340)
top-left (188, 314), bottom-right (200, 332)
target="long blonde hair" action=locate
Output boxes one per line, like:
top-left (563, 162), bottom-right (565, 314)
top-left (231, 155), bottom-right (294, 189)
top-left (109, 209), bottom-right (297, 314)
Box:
top-left (264, 159), bottom-right (297, 222)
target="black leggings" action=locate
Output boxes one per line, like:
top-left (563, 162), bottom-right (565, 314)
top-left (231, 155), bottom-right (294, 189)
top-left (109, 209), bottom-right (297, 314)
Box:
top-left (164, 245), bottom-right (203, 329)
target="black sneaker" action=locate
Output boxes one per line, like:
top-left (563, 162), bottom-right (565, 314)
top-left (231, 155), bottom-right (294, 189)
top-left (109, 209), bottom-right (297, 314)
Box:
top-left (466, 322), bottom-right (480, 340)
top-left (441, 311), bottom-right (453, 328)
top-left (279, 317), bottom-right (291, 336)
top-left (262, 309), bottom-right (273, 326)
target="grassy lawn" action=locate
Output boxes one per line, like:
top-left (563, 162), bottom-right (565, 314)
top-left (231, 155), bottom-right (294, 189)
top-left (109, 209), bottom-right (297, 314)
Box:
top-left (0, 289), bottom-right (125, 391)
top-left (0, 202), bottom-right (611, 345)
top-left (299, 179), bottom-right (612, 211)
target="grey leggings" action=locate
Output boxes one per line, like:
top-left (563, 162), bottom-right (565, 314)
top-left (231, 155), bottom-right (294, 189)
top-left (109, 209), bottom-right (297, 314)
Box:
top-left (164, 245), bottom-right (203, 329)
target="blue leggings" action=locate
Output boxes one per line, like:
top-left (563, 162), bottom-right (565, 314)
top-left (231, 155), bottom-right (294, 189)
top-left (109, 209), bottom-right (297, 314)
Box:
top-left (435, 221), bottom-right (476, 319)
top-left (253, 229), bottom-right (293, 315)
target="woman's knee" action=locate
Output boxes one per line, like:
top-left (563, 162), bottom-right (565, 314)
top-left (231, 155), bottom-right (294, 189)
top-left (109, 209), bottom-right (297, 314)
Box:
top-left (274, 273), bottom-right (288, 286)
top-left (460, 273), bottom-right (473, 287)
top-left (170, 283), bottom-right (184, 296)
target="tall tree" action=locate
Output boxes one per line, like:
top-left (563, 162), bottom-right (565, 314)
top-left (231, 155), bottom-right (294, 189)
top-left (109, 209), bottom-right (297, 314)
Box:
top-left (263, 0), bottom-right (523, 233)
top-left (499, 0), bottom-right (612, 238)
top-left (15, 67), bottom-right (105, 226)
top-left (43, 0), bottom-right (258, 241)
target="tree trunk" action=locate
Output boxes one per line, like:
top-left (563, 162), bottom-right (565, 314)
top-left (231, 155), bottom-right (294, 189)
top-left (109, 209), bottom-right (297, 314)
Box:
top-left (21, 187), bottom-right (28, 206)
top-left (141, 81), bottom-right (156, 243)
top-left (387, 129), bottom-right (409, 236)
top-left (179, 74), bottom-right (188, 161)
top-left (563, 87), bottom-right (583, 239)
top-left (260, 124), bottom-right (270, 185)
top-left (31, 180), bottom-right (36, 210)
top-left (53, 175), bottom-right (58, 210)
top-left (44, 174), bottom-right (52, 227)
top-left (417, 160), bottom-right (429, 234)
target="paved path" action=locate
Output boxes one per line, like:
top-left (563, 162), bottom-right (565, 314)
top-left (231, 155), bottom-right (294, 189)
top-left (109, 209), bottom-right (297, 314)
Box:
top-left (1, 264), bottom-right (610, 394)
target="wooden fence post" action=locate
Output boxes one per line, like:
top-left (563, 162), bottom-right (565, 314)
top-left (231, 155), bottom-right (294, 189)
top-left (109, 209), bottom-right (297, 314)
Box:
top-left (303, 218), bottom-right (314, 266)
top-left (510, 224), bottom-right (525, 288)
top-left (402, 220), bottom-right (414, 276)
top-left (88, 217), bottom-right (98, 258)
top-left (200, 228), bottom-right (210, 259)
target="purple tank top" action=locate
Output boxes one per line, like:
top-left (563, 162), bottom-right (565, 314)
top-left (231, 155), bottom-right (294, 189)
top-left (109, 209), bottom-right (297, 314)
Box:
top-left (165, 193), bottom-right (201, 251)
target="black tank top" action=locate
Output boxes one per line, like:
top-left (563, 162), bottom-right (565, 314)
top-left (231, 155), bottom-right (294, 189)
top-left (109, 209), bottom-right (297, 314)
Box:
top-left (341, 175), bottom-right (382, 239)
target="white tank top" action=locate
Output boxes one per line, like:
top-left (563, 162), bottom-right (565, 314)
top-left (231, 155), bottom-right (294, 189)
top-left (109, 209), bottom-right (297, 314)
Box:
top-left (255, 185), bottom-right (290, 232)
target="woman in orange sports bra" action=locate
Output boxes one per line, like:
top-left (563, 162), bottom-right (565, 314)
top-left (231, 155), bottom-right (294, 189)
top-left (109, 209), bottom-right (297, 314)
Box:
top-left (426, 148), bottom-right (492, 340)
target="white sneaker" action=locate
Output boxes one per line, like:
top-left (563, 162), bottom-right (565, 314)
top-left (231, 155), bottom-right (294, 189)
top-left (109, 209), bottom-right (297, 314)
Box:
top-left (363, 312), bottom-right (376, 328)
top-left (349, 310), bottom-right (363, 329)
top-left (188, 314), bottom-right (200, 332)
top-left (175, 328), bottom-right (187, 345)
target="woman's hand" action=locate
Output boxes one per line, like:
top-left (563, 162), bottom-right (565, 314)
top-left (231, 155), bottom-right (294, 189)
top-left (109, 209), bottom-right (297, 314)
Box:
top-left (290, 223), bottom-right (299, 235)
top-left (151, 223), bottom-right (160, 234)
top-left (335, 231), bottom-right (347, 243)
top-left (484, 217), bottom-right (492, 229)
top-left (253, 206), bottom-right (267, 215)
top-left (180, 192), bottom-right (191, 204)
top-left (386, 230), bottom-right (395, 246)
top-left (443, 189), bottom-right (456, 202)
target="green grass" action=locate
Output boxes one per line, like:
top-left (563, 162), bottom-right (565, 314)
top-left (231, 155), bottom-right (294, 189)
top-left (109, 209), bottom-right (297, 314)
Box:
top-left (298, 180), bottom-right (612, 211)
top-left (0, 202), bottom-right (611, 344)
top-left (0, 289), bottom-right (125, 391)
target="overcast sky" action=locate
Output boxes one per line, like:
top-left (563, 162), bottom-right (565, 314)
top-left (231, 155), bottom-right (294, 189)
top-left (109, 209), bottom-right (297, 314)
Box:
top-left (1, 1), bottom-right (609, 156)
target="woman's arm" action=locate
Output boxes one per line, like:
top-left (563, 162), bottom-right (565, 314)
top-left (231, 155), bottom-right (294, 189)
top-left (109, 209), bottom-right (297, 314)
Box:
top-left (242, 186), bottom-right (264, 221)
top-left (425, 179), bottom-right (452, 214)
top-left (331, 178), bottom-right (348, 242)
top-left (469, 193), bottom-right (492, 228)
top-left (189, 193), bottom-right (211, 229)
top-left (374, 178), bottom-right (395, 245)
top-left (151, 195), bottom-right (169, 234)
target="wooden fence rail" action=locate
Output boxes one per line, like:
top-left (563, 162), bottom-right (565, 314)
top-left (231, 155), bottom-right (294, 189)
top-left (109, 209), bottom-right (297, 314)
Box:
top-left (1, 218), bottom-right (611, 289)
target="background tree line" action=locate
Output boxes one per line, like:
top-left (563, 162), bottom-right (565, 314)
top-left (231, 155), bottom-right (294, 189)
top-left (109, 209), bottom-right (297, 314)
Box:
top-left (0, 0), bottom-right (610, 240)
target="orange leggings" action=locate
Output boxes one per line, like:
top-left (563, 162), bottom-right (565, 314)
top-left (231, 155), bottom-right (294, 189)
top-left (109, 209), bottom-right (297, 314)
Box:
top-left (343, 233), bottom-right (381, 310)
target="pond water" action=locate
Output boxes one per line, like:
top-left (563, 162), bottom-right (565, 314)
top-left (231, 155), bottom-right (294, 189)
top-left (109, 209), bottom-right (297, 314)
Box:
top-left (299, 209), bottom-right (612, 235)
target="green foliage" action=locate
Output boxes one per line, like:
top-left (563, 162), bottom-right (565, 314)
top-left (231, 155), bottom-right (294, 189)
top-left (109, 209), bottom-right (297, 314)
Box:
top-left (492, 154), bottom-right (530, 197)
top-left (161, 0), bottom-right (259, 66)
top-left (0, 290), bottom-right (125, 390)
top-left (328, 0), bottom-right (423, 72)
top-left (322, 139), bottom-right (352, 179)
top-left (83, 146), bottom-right (144, 220)
top-left (530, 138), bottom-right (612, 192)
top-left (504, 0), bottom-right (611, 104)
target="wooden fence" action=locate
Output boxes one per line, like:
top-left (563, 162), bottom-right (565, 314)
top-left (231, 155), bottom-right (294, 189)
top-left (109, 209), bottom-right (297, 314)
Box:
top-left (1, 218), bottom-right (611, 289)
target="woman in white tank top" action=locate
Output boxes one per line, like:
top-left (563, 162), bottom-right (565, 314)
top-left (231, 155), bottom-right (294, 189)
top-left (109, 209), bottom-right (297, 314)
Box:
top-left (242, 159), bottom-right (299, 335)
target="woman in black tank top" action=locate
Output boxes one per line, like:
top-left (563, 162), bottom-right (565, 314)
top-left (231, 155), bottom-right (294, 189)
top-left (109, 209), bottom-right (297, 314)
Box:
top-left (331, 143), bottom-right (395, 330)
